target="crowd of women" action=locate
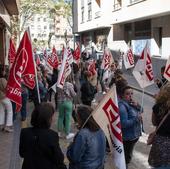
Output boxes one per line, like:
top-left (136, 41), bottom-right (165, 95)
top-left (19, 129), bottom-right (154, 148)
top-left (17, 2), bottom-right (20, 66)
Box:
top-left (0, 49), bottom-right (170, 169)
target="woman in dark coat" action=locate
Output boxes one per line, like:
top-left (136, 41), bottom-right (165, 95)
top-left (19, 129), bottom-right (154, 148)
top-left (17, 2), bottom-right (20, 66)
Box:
top-left (19, 103), bottom-right (67, 169)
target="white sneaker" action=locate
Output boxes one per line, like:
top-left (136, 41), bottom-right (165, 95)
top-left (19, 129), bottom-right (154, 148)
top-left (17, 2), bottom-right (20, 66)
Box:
top-left (102, 91), bottom-right (106, 95)
top-left (66, 133), bottom-right (75, 139)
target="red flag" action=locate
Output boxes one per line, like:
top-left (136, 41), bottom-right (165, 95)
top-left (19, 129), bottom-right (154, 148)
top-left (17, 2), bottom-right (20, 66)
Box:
top-left (73, 43), bottom-right (81, 64)
top-left (6, 31), bottom-right (36, 111)
top-left (47, 46), bottom-right (59, 69)
top-left (8, 38), bottom-right (16, 65)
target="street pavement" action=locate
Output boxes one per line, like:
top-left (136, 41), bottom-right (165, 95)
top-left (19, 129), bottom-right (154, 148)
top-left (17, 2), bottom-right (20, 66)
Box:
top-left (0, 72), bottom-right (159, 169)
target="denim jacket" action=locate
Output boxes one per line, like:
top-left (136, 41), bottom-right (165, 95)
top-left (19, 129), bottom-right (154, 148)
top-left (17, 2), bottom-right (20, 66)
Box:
top-left (67, 128), bottom-right (106, 169)
top-left (118, 99), bottom-right (142, 141)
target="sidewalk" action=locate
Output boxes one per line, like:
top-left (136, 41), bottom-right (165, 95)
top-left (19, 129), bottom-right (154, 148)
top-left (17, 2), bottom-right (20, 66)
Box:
top-left (123, 71), bottom-right (159, 97)
top-left (0, 73), bottom-right (159, 169)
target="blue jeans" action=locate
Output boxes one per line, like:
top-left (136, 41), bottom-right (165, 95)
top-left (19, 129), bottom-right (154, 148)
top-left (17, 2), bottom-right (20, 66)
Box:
top-left (20, 92), bottom-right (28, 120)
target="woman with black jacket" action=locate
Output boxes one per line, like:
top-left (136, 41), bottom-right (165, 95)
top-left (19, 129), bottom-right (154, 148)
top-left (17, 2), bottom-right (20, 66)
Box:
top-left (19, 103), bottom-right (67, 169)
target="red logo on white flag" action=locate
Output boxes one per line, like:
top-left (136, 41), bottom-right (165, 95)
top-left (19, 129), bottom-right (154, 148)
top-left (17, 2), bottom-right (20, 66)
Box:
top-left (47, 46), bottom-right (58, 69)
top-left (92, 86), bottom-right (126, 169)
top-left (165, 65), bottom-right (170, 77)
top-left (164, 56), bottom-right (170, 81)
top-left (127, 48), bottom-right (134, 65)
top-left (57, 48), bottom-right (71, 88)
top-left (102, 98), bottom-right (122, 142)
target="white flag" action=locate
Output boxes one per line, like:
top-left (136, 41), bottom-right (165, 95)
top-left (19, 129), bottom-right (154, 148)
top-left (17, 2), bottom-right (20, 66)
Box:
top-left (132, 44), bottom-right (154, 88)
top-left (57, 48), bottom-right (71, 89)
top-left (92, 85), bottom-right (126, 169)
top-left (101, 48), bottom-right (113, 81)
top-left (164, 56), bottom-right (170, 81)
top-left (123, 47), bottom-right (134, 69)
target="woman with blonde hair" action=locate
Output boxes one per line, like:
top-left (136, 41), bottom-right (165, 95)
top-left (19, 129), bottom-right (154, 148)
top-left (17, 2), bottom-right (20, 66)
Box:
top-left (148, 82), bottom-right (170, 169)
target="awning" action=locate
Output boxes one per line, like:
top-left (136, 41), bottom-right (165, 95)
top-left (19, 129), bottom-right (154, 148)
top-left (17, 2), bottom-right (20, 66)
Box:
top-left (0, 14), bottom-right (11, 27)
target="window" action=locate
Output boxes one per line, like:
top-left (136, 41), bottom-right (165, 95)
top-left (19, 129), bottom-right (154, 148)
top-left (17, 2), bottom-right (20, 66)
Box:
top-left (43, 18), bottom-right (46, 22)
top-left (153, 27), bottom-right (162, 55)
top-left (81, 7), bottom-right (84, 23)
top-left (31, 34), bottom-right (34, 37)
top-left (31, 25), bottom-right (34, 29)
top-left (135, 20), bottom-right (151, 39)
top-left (37, 25), bottom-right (41, 30)
top-left (88, 0), bottom-right (92, 21)
top-left (113, 0), bottom-right (121, 11)
top-left (37, 18), bottom-right (40, 21)
top-left (44, 26), bottom-right (47, 29)
top-left (81, 0), bottom-right (84, 7)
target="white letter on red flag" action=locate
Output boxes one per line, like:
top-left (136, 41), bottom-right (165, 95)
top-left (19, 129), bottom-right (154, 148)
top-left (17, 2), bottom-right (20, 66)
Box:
top-left (6, 31), bottom-right (36, 111)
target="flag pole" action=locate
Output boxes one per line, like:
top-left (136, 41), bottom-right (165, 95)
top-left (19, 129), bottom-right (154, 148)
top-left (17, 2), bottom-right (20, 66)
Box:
top-left (27, 27), bottom-right (41, 104)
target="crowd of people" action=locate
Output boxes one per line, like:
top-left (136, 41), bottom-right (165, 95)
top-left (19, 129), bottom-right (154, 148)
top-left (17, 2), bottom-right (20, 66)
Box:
top-left (0, 47), bottom-right (170, 169)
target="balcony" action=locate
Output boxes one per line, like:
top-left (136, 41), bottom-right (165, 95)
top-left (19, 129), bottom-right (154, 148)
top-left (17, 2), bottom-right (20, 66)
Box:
top-left (95, 11), bottom-right (101, 19)
top-left (2, 0), bottom-right (19, 15)
top-left (129, 0), bottom-right (146, 5)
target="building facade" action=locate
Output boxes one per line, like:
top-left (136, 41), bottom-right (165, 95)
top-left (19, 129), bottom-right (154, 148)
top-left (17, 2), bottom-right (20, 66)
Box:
top-left (0, 0), bottom-right (19, 66)
top-left (24, 8), bottom-right (73, 51)
top-left (73, 0), bottom-right (170, 60)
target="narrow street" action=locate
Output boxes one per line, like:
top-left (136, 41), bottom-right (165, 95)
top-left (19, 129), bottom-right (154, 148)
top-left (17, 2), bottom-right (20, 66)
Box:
top-left (0, 88), bottom-right (156, 169)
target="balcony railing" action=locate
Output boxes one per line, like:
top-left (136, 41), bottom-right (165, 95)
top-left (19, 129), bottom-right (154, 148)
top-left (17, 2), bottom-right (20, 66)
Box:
top-left (129, 0), bottom-right (145, 5)
top-left (95, 11), bottom-right (101, 18)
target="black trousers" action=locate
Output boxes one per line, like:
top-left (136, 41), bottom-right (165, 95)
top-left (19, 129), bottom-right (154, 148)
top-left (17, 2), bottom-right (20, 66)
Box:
top-left (123, 138), bottom-right (139, 164)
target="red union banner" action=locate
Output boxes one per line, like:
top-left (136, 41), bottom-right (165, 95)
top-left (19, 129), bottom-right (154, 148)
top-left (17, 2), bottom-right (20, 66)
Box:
top-left (92, 85), bottom-right (126, 169)
top-left (8, 38), bottom-right (16, 65)
top-left (164, 56), bottom-right (170, 81)
top-left (6, 31), bottom-right (36, 111)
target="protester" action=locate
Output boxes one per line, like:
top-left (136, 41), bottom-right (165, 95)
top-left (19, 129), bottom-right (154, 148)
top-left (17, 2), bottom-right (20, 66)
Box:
top-left (80, 71), bottom-right (97, 106)
top-left (19, 102), bottom-right (67, 169)
top-left (148, 82), bottom-right (170, 169)
top-left (118, 86), bottom-right (142, 165)
top-left (56, 75), bottom-right (76, 139)
top-left (155, 66), bottom-right (167, 89)
top-left (67, 105), bottom-right (106, 169)
top-left (0, 71), bottom-right (13, 132)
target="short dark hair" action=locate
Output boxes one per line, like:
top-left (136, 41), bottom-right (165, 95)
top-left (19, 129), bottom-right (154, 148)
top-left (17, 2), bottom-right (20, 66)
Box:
top-left (121, 86), bottom-right (132, 96)
top-left (31, 102), bottom-right (55, 129)
top-left (76, 105), bottom-right (100, 132)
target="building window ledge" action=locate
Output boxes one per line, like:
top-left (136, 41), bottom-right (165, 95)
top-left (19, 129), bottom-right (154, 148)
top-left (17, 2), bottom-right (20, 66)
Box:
top-left (128, 0), bottom-right (146, 6)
